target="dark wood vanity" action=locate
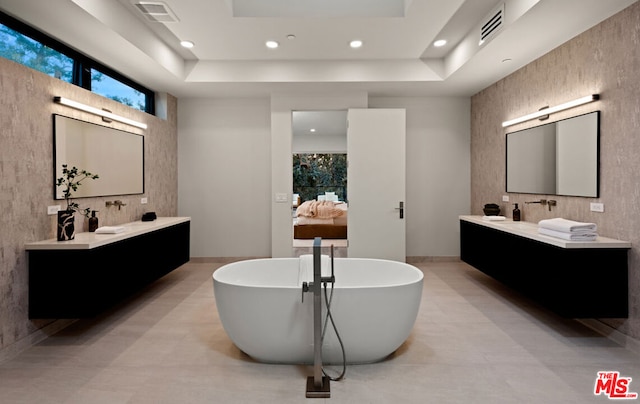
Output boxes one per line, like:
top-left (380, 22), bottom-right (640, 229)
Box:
top-left (26, 217), bottom-right (190, 318)
top-left (460, 216), bottom-right (629, 318)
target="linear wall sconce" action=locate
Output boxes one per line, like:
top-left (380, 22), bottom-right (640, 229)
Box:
top-left (501, 94), bottom-right (599, 128)
top-left (53, 96), bottom-right (148, 130)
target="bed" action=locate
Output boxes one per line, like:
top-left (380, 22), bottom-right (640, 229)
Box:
top-left (294, 200), bottom-right (348, 239)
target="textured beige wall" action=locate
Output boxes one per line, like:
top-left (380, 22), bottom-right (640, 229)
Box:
top-left (0, 57), bottom-right (178, 355)
top-left (471, 3), bottom-right (640, 340)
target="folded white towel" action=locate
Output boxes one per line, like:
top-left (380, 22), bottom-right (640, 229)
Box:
top-left (482, 215), bottom-right (506, 221)
top-left (538, 218), bottom-right (597, 233)
top-left (95, 226), bottom-right (126, 234)
top-left (299, 254), bottom-right (331, 285)
top-left (538, 227), bottom-right (597, 241)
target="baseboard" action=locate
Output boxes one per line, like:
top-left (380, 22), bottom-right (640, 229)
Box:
top-left (192, 256), bottom-right (462, 263)
top-left (0, 319), bottom-right (77, 365)
top-left (577, 319), bottom-right (640, 356)
top-left (189, 257), bottom-right (269, 263)
top-left (406, 256), bottom-right (461, 263)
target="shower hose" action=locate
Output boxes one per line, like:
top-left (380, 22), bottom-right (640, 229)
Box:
top-left (321, 278), bottom-right (346, 381)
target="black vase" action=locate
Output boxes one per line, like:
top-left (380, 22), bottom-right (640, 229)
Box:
top-left (57, 210), bottom-right (75, 241)
top-left (483, 203), bottom-right (501, 216)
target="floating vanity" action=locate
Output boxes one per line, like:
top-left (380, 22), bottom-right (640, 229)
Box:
top-left (26, 217), bottom-right (190, 318)
top-left (459, 215), bottom-right (629, 318)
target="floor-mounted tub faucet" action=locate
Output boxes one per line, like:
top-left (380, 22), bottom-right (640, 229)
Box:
top-left (302, 237), bottom-right (332, 398)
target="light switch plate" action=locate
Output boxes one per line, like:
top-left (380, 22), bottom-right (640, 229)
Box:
top-left (502, 195), bottom-right (509, 202)
top-left (141, 197), bottom-right (148, 204)
top-left (590, 202), bottom-right (604, 212)
top-left (275, 193), bottom-right (288, 203)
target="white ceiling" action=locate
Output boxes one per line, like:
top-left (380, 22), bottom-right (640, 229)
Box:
top-left (0, 0), bottom-right (636, 98)
top-left (293, 110), bottom-right (348, 137)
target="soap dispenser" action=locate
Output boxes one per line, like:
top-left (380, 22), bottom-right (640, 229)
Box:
top-left (88, 210), bottom-right (99, 232)
top-left (512, 204), bottom-right (521, 222)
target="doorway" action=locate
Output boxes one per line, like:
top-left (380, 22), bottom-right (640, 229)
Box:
top-left (291, 110), bottom-right (349, 256)
top-left (288, 108), bottom-right (406, 261)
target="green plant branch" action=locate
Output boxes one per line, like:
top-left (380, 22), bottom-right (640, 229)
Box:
top-left (56, 164), bottom-right (99, 217)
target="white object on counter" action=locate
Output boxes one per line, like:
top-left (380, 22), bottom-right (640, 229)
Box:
top-left (482, 215), bottom-right (506, 221)
top-left (538, 217), bottom-right (597, 233)
top-left (538, 227), bottom-right (597, 241)
top-left (95, 226), bottom-right (126, 234)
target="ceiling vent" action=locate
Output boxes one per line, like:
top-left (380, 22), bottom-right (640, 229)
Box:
top-left (479, 3), bottom-right (504, 46)
top-left (133, 1), bottom-right (179, 23)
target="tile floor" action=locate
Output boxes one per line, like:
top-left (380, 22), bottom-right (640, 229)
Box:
top-left (1, 260), bottom-right (639, 403)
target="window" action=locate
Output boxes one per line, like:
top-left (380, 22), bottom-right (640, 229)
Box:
top-left (0, 11), bottom-right (155, 114)
top-left (91, 69), bottom-right (148, 112)
top-left (0, 23), bottom-right (74, 82)
top-left (293, 153), bottom-right (348, 202)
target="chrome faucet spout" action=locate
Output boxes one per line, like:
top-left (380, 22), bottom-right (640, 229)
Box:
top-left (525, 199), bottom-right (547, 205)
top-left (106, 200), bottom-right (127, 210)
top-left (547, 199), bottom-right (557, 211)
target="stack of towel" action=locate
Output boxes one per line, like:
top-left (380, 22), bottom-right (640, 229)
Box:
top-left (538, 218), bottom-right (598, 241)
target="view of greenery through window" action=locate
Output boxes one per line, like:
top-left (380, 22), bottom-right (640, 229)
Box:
top-left (90, 68), bottom-right (146, 111)
top-left (0, 21), bottom-right (150, 112)
top-left (0, 24), bottom-right (73, 82)
top-left (293, 153), bottom-right (347, 202)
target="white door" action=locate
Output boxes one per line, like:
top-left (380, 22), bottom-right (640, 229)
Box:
top-left (347, 108), bottom-right (406, 261)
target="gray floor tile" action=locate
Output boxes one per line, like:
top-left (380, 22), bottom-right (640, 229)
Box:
top-left (0, 260), bottom-right (638, 403)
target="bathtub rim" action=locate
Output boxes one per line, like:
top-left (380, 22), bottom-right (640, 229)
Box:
top-left (212, 257), bottom-right (424, 290)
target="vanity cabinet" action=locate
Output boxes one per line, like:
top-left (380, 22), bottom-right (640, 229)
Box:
top-left (26, 217), bottom-right (190, 318)
top-left (460, 216), bottom-right (629, 318)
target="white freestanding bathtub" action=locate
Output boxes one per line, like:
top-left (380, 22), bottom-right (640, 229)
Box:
top-left (212, 257), bottom-right (423, 364)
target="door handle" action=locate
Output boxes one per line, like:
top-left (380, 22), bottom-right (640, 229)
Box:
top-left (395, 201), bottom-right (404, 219)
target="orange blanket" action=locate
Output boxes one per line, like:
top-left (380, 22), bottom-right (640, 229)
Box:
top-left (296, 200), bottom-right (345, 219)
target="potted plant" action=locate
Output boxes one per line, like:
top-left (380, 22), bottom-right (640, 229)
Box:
top-left (55, 164), bottom-right (99, 241)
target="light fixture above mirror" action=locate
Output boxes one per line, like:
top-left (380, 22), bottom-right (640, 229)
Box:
top-left (53, 96), bottom-right (147, 129)
top-left (502, 94), bottom-right (599, 128)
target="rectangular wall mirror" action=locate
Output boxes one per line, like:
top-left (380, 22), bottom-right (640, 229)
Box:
top-left (53, 114), bottom-right (144, 199)
top-left (506, 111), bottom-right (599, 197)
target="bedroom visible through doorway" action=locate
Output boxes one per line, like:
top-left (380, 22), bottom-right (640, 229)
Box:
top-left (293, 153), bottom-right (348, 238)
top-left (292, 110), bottom-right (348, 255)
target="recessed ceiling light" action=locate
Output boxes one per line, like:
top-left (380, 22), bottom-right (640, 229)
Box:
top-left (266, 40), bottom-right (279, 49)
top-left (433, 39), bottom-right (447, 47)
top-left (349, 40), bottom-right (363, 48)
top-left (310, 128), bottom-right (316, 133)
top-left (287, 34), bottom-right (296, 40)
top-left (180, 40), bottom-right (194, 48)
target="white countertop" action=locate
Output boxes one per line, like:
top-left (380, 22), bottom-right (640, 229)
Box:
top-left (460, 215), bottom-right (630, 249)
top-left (25, 217), bottom-right (191, 250)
